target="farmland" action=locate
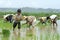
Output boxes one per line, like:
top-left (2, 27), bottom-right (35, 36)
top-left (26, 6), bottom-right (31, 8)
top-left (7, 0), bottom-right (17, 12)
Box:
top-left (0, 12), bottom-right (60, 40)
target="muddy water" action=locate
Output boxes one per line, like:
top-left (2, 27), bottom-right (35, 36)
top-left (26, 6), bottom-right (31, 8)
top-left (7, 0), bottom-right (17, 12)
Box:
top-left (0, 20), bottom-right (60, 40)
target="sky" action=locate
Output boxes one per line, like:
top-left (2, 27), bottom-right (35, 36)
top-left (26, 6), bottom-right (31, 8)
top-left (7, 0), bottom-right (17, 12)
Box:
top-left (0, 0), bottom-right (60, 9)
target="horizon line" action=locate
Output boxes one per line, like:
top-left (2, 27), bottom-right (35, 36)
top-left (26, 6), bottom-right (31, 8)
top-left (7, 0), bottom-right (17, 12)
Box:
top-left (0, 7), bottom-right (60, 9)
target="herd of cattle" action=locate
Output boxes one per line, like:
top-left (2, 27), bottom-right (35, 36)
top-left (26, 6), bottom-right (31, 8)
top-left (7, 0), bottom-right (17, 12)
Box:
top-left (3, 14), bottom-right (57, 28)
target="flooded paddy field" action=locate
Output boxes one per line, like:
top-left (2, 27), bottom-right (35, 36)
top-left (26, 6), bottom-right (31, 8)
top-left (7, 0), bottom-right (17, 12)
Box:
top-left (0, 19), bottom-right (60, 40)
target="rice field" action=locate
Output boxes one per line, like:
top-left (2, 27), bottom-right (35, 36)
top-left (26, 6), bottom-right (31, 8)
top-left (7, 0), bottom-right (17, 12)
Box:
top-left (0, 18), bottom-right (60, 40)
top-left (0, 12), bottom-right (60, 40)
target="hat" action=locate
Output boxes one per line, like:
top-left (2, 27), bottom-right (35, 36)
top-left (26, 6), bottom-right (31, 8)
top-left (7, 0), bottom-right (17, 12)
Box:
top-left (17, 9), bottom-right (21, 13)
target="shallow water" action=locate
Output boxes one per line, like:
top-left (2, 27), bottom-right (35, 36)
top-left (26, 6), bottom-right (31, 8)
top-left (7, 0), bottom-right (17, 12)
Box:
top-left (0, 20), bottom-right (60, 40)
top-left (57, 20), bottom-right (60, 33)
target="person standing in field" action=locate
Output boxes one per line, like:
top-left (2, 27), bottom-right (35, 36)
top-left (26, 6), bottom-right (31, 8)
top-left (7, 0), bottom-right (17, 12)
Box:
top-left (13, 9), bottom-right (22, 33)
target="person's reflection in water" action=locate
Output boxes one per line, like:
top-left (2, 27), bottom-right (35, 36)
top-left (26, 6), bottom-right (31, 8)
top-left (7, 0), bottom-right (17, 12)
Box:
top-left (13, 29), bottom-right (20, 40)
top-left (53, 25), bottom-right (57, 33)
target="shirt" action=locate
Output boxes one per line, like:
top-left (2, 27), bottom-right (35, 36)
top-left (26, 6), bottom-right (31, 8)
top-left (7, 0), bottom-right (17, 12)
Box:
top-left (50, 15), bottom-right (57, 20)
top-left (27, 16), bottom-right (36, 22)
top-left (14, 14), bottom-right (22, 22)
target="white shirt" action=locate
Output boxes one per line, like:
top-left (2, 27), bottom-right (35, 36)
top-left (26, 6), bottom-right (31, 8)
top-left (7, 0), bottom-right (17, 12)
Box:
top-left (50, 15), bottom-right (57, 20)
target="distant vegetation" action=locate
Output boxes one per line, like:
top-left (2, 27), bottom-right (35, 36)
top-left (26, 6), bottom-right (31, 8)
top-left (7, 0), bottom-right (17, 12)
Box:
top-left (0, 7), bottom-right (60, 19)
top-left (0, 7), bottom-right (60, 13)
top-left (0, 12), bottom-right (60, 19)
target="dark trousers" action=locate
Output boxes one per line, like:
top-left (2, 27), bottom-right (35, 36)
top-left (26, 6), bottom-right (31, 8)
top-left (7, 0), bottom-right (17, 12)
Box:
top-left (13, 21), bottom-right (21, 31)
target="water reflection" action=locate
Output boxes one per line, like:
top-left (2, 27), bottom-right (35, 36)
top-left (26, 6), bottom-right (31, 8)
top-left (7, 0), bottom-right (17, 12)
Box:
top-left (0, 20), bottom-right (60, 40)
